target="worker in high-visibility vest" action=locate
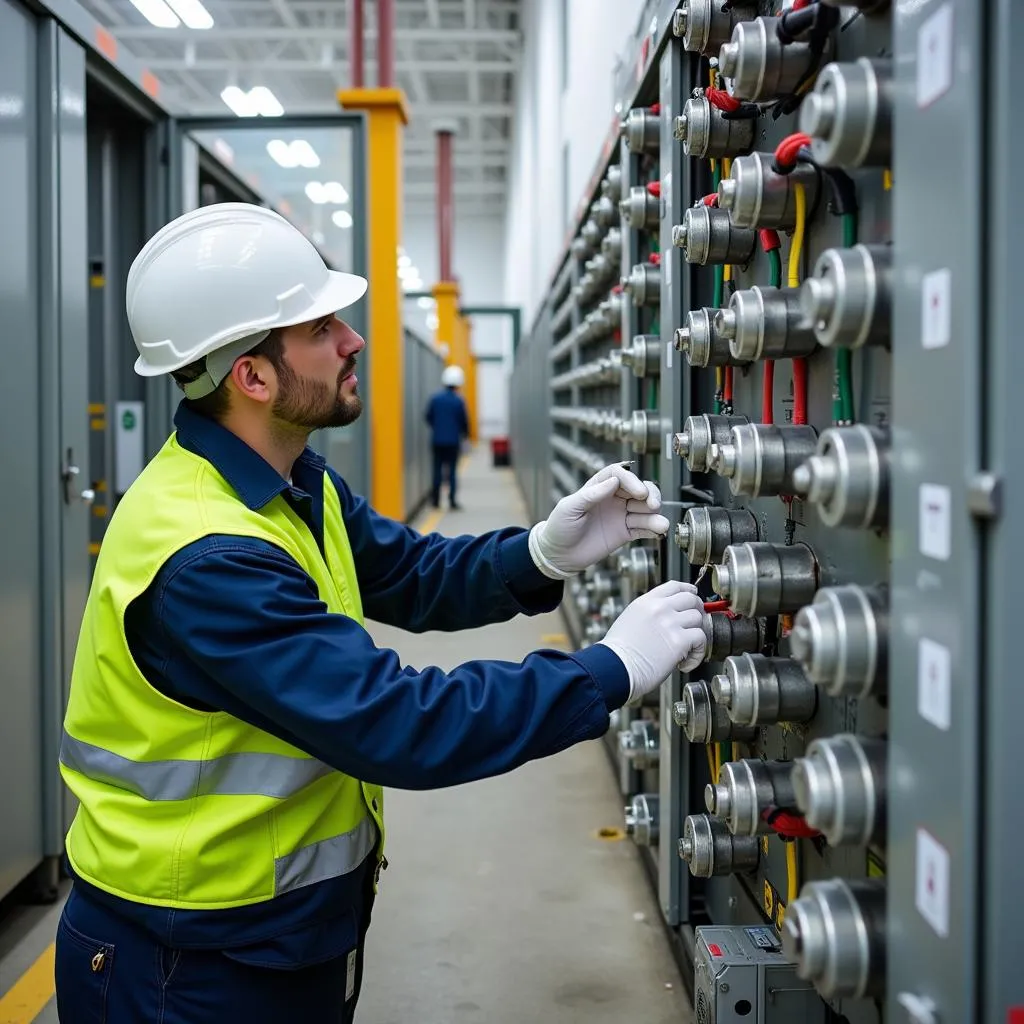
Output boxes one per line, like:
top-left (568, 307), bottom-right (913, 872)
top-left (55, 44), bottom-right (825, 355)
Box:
top-left (55, 203), bottom-right (707, 1024)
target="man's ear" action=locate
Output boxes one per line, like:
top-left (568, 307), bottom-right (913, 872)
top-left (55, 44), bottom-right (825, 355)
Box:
top-left (230, 356), bottom-right (274, 405)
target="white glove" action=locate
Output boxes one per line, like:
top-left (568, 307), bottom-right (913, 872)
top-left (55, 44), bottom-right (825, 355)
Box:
top-left (598, 581), bottom-right (708, 703)
top-left (528, 464), bottom-right (670, 580)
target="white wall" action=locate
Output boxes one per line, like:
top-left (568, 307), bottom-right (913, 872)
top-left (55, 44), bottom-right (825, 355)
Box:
top-left (401, 213), bottom-right (512, 438)
top-left (503, 0), bottom-right (648, 325)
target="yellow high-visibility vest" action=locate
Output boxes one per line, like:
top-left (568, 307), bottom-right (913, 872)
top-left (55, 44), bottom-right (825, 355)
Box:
top-left (60, 432), bottom-right (385, 910)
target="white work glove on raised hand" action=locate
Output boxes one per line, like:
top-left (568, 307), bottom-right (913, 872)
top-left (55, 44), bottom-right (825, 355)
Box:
top-left (598, 581), bottom-right (708, 703)
top-left (528, 464), bottom-right (670, 580)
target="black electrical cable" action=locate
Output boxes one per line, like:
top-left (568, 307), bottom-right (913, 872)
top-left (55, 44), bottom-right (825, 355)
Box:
top-left (772, 3), bottom-right (841, 120)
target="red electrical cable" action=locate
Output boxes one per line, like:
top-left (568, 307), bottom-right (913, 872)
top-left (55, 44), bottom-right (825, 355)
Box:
top-left (723, 366), bottom-right (733, 404)
top-left (792, 0), bottom-right (812, 9)
top-left (763, 808), bottom-right (820, 841)
top-left (762, 361), bottom-right (775, 425)
top-left (703, 600), bottom-right (730, 612)
top-left (705, 88), bottom-right (740, 113)
top-left (792, 358), bottom-right (809, 424)
top-left (650, 103), bottom-right (661, 115)
top-left (646, 181), bottom-right (662, 197)
top-left (774, 132), bottom-right (813, 171)
top-left (701, 193), bottom-right (719, 207)
top-left (759, 228), bottom-right (781, 253)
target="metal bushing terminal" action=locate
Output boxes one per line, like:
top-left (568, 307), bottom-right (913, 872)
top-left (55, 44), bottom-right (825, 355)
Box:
top-left (675, 505), bottom-right (759, 566)
top-left (620, 410), bottom-right (669, 455)
top-left (800, 243), bottom-right (892, 350)
top-left (673, 0), bottom-right (757, 55)
top-left (702, 611), bottom-right (766, 663)
top-left (783, 878), bottom-right (887, 999)
top-left (715, 285), bottom-right (818, 362)
top-left (792, 425), bottom-right (890, 530)
top-left (710, 423), bottom-right (819, 498)
top-left (678, 814), bottom-right (760, 877)
top-left (620, 334), bottom-right (661, 378)
top-left (712, 542), bottom-right (819, 617)
top-left (673, 205), bottom-right (757, 266)
top-left (673, 679), bottom-right (757, 744)
top-left (718, 17), bottom-right (827, 104)
top-left (618, 718), bottom-right (660, 771)
top-left (675, 94), bottom-right (756, 160)
top-left (624, 793), bottom-right (660, 846)
top-left (674, 308), bottom-right (746, 370)
top-left (800, 58), bottom-right (893, 168)
top-left (622, 263), bottom-right (661, 307)
top-left (621, 107), bottom-right (660, 155)
top-left (718, 151), bottom-right (821, 231)
top-left (791, 733), bottom-right (887, 847)
top-left (705, 758), bottom-right (797, 836)
top-left (789, 585), bottom-right (889, 699)
top-left (673, 414), bottom-right (750, 473)
top-left (620, 186), bottom-right (661, 231)
top-left (711, 653), bottom-right (817, 727)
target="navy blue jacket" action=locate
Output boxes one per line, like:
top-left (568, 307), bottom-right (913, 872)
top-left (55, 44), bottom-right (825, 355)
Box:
top-left (425, 387), bottom-right (469, 447)
top-left (69, 401), bottom-right (629, 966)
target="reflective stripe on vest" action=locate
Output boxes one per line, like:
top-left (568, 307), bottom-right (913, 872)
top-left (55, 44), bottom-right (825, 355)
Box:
top-left (275, 817), bottom-right (377, 895)
top-left (59, 730), bottom-right (335, 802)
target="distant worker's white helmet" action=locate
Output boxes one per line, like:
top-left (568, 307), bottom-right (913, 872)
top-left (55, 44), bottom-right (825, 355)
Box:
top-left (126, 202), bottom-right (368, 398)
top-left (441, 365), bottom-right (465, 388)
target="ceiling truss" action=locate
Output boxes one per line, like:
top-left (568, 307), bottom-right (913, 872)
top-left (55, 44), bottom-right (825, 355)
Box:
top-left (77, 0), bottom-right (521, 217)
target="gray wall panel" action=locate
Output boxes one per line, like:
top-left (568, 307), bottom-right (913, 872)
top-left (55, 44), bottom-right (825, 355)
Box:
top-left (0, 0), bottom-right (44, 900)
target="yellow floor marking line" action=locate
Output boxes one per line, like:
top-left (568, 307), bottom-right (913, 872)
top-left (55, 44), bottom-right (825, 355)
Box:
top-left (0, 942), bottom-right (55, 1024)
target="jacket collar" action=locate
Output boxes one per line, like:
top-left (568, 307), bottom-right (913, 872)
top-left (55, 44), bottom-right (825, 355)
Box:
top-left (173, 401), bottom-right (326, 511)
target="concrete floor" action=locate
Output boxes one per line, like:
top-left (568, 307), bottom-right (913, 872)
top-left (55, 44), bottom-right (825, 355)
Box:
top-left (0, 444), bottom-right (692, 1023)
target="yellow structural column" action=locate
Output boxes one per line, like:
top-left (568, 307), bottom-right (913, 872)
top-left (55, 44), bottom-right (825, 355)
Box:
top-left (338, 86), bottom-right (409, 520)
top-left (433, 280), bottom-right (476, 441)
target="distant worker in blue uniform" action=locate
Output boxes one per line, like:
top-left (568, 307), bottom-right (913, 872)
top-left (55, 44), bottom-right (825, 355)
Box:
top-left (54, 203), bottom-right (707, 1024)
top-left (425, 363), bottom-right (469, 510)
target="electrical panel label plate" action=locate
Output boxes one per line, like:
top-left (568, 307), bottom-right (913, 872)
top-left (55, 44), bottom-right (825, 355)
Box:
top-left (919, 483), bottom-right (952, 560)
top-left (915, 828), bottom-right (950, 938)
top-left (917, 3), bottom-right (954, 109)
top-left (921, 268), bottom-right (952, 350)
top-left (746, 926), bottom-right (780, 952)
top-left (918, 637), bottom-right (951, 731)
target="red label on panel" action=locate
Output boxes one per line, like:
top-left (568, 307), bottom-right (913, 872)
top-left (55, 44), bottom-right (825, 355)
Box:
top-left (1007, 1010), bottom-right (1024, 1024)
top-left (708, 944), bottom-right (723, 957)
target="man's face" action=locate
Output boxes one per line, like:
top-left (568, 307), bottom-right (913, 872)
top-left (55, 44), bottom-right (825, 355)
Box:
top-left (272, 314), bottom-right (366, 430)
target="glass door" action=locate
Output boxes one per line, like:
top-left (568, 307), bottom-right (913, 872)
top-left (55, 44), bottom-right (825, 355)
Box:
top-left (169, 113), bottom-right (370, 494)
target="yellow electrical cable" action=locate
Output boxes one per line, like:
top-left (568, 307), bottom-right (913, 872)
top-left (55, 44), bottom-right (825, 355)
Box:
top-left (731, 742), bottom-right (740, 762)
top-left (713, 744), bottom-right (721, 782)
top-left (705, 744), bottom-right (716, 781)
top-left (785, 839), bottom-right (799, 905)
top-left (788, 183), bottom-right (806, 288)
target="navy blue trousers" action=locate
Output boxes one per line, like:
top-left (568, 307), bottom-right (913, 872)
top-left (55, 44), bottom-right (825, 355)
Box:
top-left (54, 884), bottom-right (375, 1024)
top-left (431, 444), bottom-right (460, 506)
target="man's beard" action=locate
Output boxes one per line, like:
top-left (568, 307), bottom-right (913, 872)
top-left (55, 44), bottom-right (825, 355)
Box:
top-left (272, 357), bottom-right (362, 431)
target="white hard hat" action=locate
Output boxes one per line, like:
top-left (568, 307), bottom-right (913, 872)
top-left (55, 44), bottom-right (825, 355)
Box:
top-left (126, 202), bottom-right (368, 398)
top-left (441, 365), bottom-right (465, 388)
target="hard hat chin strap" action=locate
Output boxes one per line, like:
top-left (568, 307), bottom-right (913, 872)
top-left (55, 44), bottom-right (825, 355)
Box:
top-left (180, 331), bottom-right (271, 400)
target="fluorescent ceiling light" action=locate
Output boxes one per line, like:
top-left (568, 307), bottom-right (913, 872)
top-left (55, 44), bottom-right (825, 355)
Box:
top-left (398, 255), bottom-right (412, 269)
top-left (305, 181), bottom-right (349, 204)
top-left (220, 85), bottom-right (283, 117)
top-left (267, 139), bottom-right (320, 169)
top-left (164, 0), bottom-right (213, 28)
top-left (129, 0), bottom-right (180, 29)
top-left (417, 297), bottom-right (435, 310)
top-left (397, 264), bottom-right (418, 280)
top-left (426, 314), bottom-right (439, 330)
top-left (332, 211), bottom-right (354, 229)
top-left (403, 275), bottom-right (424, 292)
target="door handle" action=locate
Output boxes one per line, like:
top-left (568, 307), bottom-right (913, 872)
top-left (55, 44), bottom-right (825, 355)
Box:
top-left (61, 447), bottom-right (95, 505)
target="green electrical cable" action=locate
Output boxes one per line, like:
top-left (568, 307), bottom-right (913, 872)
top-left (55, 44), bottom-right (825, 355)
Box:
top-left (767, 248), bottom-right (782, 289)
top-left (837, 212), bottom-right (858, 423)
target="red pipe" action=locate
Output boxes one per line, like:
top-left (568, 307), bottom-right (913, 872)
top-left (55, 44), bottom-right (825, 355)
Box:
top-left (350, 0), bottom-right (364, 88)
top-left (376, 0), bottom-right (395, 88)
top-left (437, 129), bottom-right (454, 281)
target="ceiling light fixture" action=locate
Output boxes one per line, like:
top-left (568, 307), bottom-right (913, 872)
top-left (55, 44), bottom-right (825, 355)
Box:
top-left (305, 181), bottom-right (349, 204)
top-left (332, 211), bottom-right (354, 229)
top-left (164, 0), bottom-right (214, 29)
top-left (220, 85), bottom-right (283, 117)
top-left (267, 139), bottom-right (320, 169)
top-left (128, 0), bottom-right (180, 29)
